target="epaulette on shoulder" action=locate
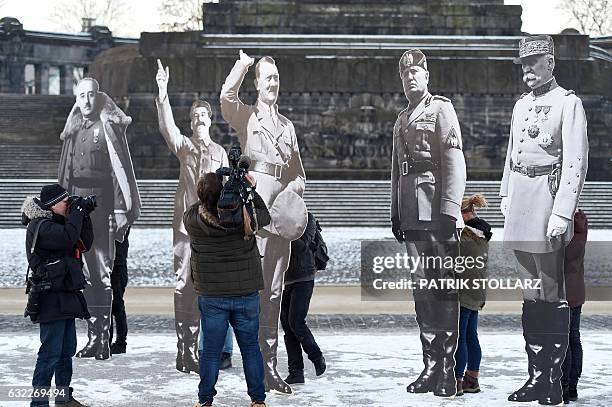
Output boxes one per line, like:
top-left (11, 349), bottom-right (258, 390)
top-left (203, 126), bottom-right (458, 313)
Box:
top-left (518, 92), bottom-right (529, 100)
top-left (432, 95), bottom-right (451, 102)
top-left (565, 90), bottom-right (576, 96)
top-left (398, 107), bottom-right (409, 117)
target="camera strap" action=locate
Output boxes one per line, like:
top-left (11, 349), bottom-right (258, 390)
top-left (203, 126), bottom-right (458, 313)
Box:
top-left (24, 219), bottom-right (46, 288)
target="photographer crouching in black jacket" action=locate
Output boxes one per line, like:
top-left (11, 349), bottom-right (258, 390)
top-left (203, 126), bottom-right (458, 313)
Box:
top-left (184, 169), bottom-right (271, 407)
top-left (21, 183), bottom-right (95, 407)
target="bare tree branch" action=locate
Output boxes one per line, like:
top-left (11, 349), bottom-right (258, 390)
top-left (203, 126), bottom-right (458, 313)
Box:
top-left (158, 0), bottom-right (211, 32)
top-left (49, 0), bottom-right (134, 36)
top-left (560, 0), bottom-right (612, 36)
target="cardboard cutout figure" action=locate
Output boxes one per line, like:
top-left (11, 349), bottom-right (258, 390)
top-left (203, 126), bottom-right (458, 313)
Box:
top-left (220, 50), bottom-right (307, 394)
top-left (390, 49), bottom-right (467, 397)
top-left (155, 59), bottom-right (230, 373)
top-left (500, 35), bottom-right (588, 405)
top-left (58, 77), bottom-right (141, 360)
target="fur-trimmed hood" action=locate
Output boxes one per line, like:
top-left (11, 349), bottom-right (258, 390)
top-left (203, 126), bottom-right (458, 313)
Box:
top-left (60, 91), bottom-right (131, 141)
top-left (21, 196), bottom-right (52, 225)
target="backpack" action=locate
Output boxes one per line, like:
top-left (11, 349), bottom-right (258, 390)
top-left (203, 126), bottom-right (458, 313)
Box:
top-left (310, 215), bottom-right (329, 271)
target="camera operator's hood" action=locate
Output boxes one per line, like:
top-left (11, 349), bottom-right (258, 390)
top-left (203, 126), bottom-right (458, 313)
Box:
top-left (20, 196), bottom-right (52, 226)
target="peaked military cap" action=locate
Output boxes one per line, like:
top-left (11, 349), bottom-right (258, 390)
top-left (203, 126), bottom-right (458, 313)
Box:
top-left (514, 35), bottom-right (554, 64)
top-left (399, 49), bottom-right (428, 74)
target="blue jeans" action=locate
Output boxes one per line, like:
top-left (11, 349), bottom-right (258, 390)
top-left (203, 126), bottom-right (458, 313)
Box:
top-left (455, 306), bottom-right (482, 377)
top-left (31, 319), bottom-right (77, 406)
top-left (198, 293), bottom-right (265, 404)
top-left (199, 321), bottom-right (234, 356)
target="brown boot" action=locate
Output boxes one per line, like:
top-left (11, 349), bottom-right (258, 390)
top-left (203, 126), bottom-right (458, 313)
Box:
top-left (456, 377), bottom-right (464, 396)
top-left (463, 372), bottom-right (481, 393)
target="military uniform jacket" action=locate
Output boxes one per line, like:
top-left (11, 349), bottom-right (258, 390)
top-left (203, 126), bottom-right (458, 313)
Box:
top-left (58, 92), bottom-right (141, 243)
top-left (156, 96), bottom-right (229, 236)
top-left (220, 61), bottom-right (306, 235)
top-left (391, 92), bottom-right (466, 231)
top-left (500, 78), bottom-right (588, 253)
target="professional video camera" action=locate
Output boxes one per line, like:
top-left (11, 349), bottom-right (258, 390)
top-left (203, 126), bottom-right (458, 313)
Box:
top-left (216, 145), bottom-right (257, 233)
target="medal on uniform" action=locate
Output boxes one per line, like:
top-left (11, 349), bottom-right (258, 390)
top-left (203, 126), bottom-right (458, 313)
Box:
top-left (538, 131), bottom-right (553, 148)
top-left (528, 124), bottom-right (540, 138)
top-left (535, 106), bottom-right (542, 114)
top-left (542, 106), bottom-right (551, 121)
top-left (93, 128), bottom-right (99, 144)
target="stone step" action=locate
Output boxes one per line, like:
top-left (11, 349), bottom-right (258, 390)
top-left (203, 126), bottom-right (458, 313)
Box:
top-left (0, 179), bottom-right (610, 229)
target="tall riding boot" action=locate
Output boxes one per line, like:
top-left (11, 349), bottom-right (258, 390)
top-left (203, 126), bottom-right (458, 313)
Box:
top-left (93, 289), bottom-right (113, 360)
top-left (261, 327), bottom-right (292, 394)
top-left (75, 316), bottom-right (98, 358)
top-left (407, 300), bottom-right (438, 393)
top-left (432, 297), bottom-right (459, 398)
top-left (538, 302), bottom-right (570, 406)
top-left (509, 301), bottom-right (561, 402)
top-left (96, 313), bottom-right (111, 360)
top-left (433, 331), bottom-right (459, 398)
top-left (174, 292), bottom-right (200, 374)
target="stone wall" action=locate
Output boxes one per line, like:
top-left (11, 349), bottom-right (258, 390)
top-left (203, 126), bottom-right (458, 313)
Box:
top-left (202, 0), bottom-right (522, 36)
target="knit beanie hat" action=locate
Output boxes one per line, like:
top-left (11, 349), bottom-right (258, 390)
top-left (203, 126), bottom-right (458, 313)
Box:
top-left (39, 183), bottom-right (68, 208)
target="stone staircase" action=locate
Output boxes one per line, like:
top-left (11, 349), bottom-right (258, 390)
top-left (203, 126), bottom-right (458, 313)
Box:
top-left (0, 145), bottom-right (63, 178)
top-left (1, 180), bottom-right (610, 229)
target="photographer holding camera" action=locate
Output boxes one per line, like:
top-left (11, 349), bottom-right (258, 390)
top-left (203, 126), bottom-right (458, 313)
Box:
top-left (21, 183), bottom-right (95, 406)
top-left (183, 164), bottom-right (271, 407)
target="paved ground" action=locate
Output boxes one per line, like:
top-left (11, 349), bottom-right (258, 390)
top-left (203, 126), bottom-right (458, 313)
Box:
top-left (1, 328), bottom-right (612, 406)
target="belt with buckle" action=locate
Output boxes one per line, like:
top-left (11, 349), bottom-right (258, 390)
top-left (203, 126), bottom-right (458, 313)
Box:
top-left (401, 160), bottom-right (439, 176)
top-left (510, 159), bottom-right (560, 178)
top-left (251, 160), bottom-right (286, 179)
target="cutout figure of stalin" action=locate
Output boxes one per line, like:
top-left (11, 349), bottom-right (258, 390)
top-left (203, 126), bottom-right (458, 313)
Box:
top-left (390, 49), bottom-right (466, 398)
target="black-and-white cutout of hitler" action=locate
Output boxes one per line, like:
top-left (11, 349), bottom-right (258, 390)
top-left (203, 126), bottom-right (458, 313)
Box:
top-left (361, 240), bottom-right (612, 302)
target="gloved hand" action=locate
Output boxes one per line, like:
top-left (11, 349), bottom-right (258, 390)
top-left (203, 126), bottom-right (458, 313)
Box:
top-left (70, 197), bottom-right (86, 214)
top-left (546, 213), bottom-right (570, 239)
top-left (500, 196), bottom-right (509, 217)
top-left (391, 217), bottom-right (405, 242)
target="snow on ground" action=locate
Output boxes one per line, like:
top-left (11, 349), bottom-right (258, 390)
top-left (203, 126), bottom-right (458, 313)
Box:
top-left (1, 331), bottom-right (611, 406)
top-left (2, 228), bottom-right (612, 288)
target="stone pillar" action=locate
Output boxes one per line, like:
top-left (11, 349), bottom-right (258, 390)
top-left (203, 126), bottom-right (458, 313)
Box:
top-left (39, 64), bottom-right (50, 95)
top-left (60, 64), bottom-right (74, 95)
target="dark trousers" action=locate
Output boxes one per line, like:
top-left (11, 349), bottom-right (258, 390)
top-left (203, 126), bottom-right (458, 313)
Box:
top-left (110, 227), bottom-right (130, 344)
top-left (280, 280), bottom-right (322, 374)
top-left (455, 306), bottom-right (482, 377)
top-left (31, 319), bottom-right (76, 406)
top-left (561, 305), bottom-right (583, 386)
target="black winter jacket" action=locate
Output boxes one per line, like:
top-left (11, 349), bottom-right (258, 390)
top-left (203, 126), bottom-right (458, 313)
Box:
top-left (285, 212), bottom-right (317, 286)
top-left (22, 196), bottom-right (93, 323)
top-left (184, 191), bottom-right (271, 297)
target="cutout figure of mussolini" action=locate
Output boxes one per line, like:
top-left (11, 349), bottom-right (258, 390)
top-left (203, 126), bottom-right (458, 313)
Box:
top-left (58, 77), bottom-right (141, 360)
top-left (390, 49), bottom-right (466, 398)
top-left (221, 50), bottom-right (307, 394)
top-left (155, 59), bottom-right (229, 374)
top-left (500, 35), bottom-right (588, 405)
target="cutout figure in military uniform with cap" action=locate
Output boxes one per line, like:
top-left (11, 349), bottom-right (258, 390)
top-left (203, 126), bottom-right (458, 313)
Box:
top-left (221, 50), bottom-right (308, 394)
top-left (58, 77), bottom-right (141, 360)
top-left (390, 49), bottom-right (466, 398)
top-left (155, 59), bottom-right (231, 374)
top-left (500, 35), bottom-right (588, 405)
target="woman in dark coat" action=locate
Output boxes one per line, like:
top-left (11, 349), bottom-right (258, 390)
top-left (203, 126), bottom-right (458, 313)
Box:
top-left (280, 212), bottom-right (326, 385)
top-left (183, 172), bottom-right (270, 407)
